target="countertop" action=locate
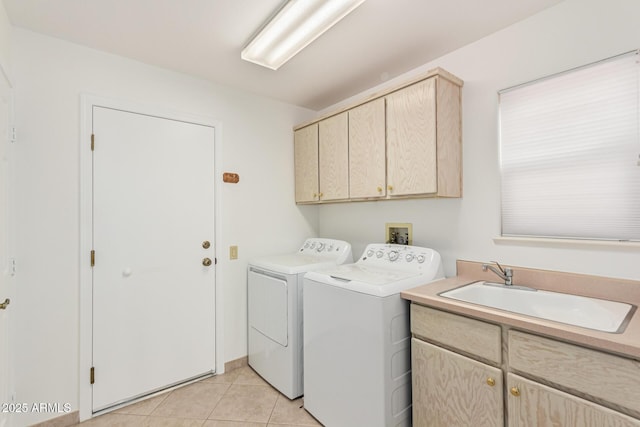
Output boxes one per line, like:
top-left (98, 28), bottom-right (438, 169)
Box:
top-left (401, 260), bottom-right (640, 360)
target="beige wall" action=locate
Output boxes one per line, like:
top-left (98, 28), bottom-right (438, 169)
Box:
top-left (11, 28), bottom-right (317, 425)
top-left (0, 0), bottom-right (10, 75)
top-left (318, 0), bottom-right (640, 281)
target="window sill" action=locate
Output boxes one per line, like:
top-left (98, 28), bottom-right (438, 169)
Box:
top-left (493, 236), bottom-right (640, 251)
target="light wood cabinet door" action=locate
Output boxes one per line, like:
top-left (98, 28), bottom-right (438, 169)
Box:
top-left (318, 112), bottom-right (349, 201)
top-left (349, 98), bottom-right (386, 198)
top-left (411, 338), bottom-right (503, 427)
top-left (294, 124), bottom-right (319, 203)
top-left (386, 78), bottom-right (437, 196)
top-left (508, 374), bottom-right (640, 427)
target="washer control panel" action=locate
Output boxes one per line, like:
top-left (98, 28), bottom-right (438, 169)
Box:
top-left (299, 238), bottom-right (353, 263)
top-left (359, 244), bottom-right (437, 272)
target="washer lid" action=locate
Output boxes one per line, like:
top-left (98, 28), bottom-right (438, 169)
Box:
top-left (304, 264), bottom-right (441, 297)
top-left (324, 264), bottom-right (419, 285)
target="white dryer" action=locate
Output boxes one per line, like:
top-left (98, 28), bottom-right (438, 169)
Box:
top-left (247, 238), bottom-right (352, 399)
top-left (303, 244), bottom-right (444, 427)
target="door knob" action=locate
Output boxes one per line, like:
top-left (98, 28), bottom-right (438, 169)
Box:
top-left (0, 298), bottom-right (10, 310)
top-left (202, 258), bottom-right (212, 267)
top-left (202, 241), bottom-right (211, 249)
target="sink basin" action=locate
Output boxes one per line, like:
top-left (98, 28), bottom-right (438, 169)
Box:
top-left (440, 281), bottom-right (635, 333)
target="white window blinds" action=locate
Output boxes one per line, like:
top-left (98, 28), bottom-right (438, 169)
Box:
top-left (499, 51), bottom-right (640, 241)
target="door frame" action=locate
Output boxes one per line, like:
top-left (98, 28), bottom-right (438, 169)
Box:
top-left (79, 94), bottom-right (225, 422)
top-left (0, 58), bottom-right (15, 427)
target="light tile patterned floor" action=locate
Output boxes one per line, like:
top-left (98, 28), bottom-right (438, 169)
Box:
top-left (76, 367), bottom-right (322, 427)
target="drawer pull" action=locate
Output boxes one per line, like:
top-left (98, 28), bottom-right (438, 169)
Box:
top-left (510, 386), bottom-right (521, 397)
top-left (486, 377), bottom-right (496, 387)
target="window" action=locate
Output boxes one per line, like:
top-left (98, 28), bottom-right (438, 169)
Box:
top-left (499, 51), bottom-right (640, 241)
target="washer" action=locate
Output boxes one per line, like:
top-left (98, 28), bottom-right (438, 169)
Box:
top-left (247, 238), bottom-right (352, 399)
top-left (303, 244), bottom-right (444, 427)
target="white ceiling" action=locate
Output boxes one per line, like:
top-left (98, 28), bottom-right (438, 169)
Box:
top-left (3, 0), bottom-right (563, 110)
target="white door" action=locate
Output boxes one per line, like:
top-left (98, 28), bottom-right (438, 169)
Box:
top-left (92, 106), bottom-right (216, 412)
top-left (0, 73), bottom-right (13, 427)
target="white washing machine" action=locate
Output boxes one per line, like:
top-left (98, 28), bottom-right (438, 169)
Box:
top-left (303, 244), bottom-right (444, 427)
top-left (247, 238), bottom-right (352, 399)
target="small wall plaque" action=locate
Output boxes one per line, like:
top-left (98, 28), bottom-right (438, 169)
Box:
top-left (223, 172), bottom-right (240, 184)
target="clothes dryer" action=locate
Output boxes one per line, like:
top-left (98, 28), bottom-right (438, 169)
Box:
top-left (247, 238), bottom-right (352, 399)
top-left (303, 244), bottom-right (444, 427)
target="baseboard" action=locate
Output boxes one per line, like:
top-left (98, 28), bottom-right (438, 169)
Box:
top-left (28, 360), bottom-right (247, 426)
top-left (224, 356), bottom-right (248, 373)
top-left (28, 410), bottom-right (79, 427)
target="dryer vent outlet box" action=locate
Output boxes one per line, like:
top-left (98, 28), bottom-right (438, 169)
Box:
top-left (386, 223), bottom-right (412, 245)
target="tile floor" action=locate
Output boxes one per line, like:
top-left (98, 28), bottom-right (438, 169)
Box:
top-left (75, 366), bottom-right (322, 427)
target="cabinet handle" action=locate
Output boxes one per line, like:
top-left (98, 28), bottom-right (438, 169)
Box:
top-left (318, 192), bottom-right (323, 198)
top-left (388, 185), bottom-right (393, 192)
top-left (510, 386), bottom-right (521, 397)
top-left (313, 193), bottom-right (317, 198)
top-left (377, 186), bottom-right (382, 193)
top-left (486, 377), bottom-right (495, 387)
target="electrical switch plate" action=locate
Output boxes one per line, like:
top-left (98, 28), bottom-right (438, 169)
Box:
top-left (229, 245), bottom-right (238, 260)
top-left (385, 223), bottom-right (413, 245)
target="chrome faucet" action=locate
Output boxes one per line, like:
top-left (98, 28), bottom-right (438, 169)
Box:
top-left (482, 261), bottom-right (513, 286)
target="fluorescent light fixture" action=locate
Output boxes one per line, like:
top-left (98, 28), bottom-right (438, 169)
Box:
top-left (241, 0), bottom-right (367, 70)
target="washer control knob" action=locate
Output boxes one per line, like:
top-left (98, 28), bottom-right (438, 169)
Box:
top-left (405, 253), bottom-right (415, 262)
top-left (304, 242), bottom-right (310, 248)
top-left (316, 243), bottom-right (325, 252)
top-left (328, 244), bottom-right (334, 252)
top-left (417, 254), bottom-right (426, 264)
top-left (376, 250), bottom-right (384, 258)
top-left (310, 242), bottom-right (316, 249)
top-left (389, 251), bottom-right (399, 261)
top-left (367, 249), bottom-right (374, 257)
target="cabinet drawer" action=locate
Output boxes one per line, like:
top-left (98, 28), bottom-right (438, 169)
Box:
top-left (410, 304), bottom-right (502, 364)
top-left (509, 330), bottom-right (640, 415)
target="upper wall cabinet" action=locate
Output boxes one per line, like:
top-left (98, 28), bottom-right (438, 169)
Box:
top-left (294, 113), bottom-right (349, 203)
top-left (294, 123), bottom-right (319, 203)
top-left (294, 67), bottom-right (463, 204)
top-left (349, 98), bottom-right (386, 199)
top-left (319, 112), bottom-right (349, 201)
top-left (386, 78), bottom-right (438, 196)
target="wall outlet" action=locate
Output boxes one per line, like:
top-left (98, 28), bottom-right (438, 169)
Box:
top-left (386, 223), bottom-right (413, 245)
top-left (229, 245), bottom-right (238, 260)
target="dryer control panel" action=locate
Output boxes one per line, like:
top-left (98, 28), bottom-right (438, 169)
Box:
top-left (299, 238), bottom-right (352, 263)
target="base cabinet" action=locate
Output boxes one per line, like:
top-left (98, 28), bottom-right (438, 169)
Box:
top-left (409, 304), bottom-right (640, 427)
top-left (411, 338), bottom-right (503, 427)
top-left (508, 374), bottom-right (640, 427)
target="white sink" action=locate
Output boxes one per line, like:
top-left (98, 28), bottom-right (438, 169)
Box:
top-left (440, 281), bottom-right (635, 333)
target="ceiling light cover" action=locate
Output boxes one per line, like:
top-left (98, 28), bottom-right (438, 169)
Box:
top-left (241, 0), bottom-right (367, 70)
